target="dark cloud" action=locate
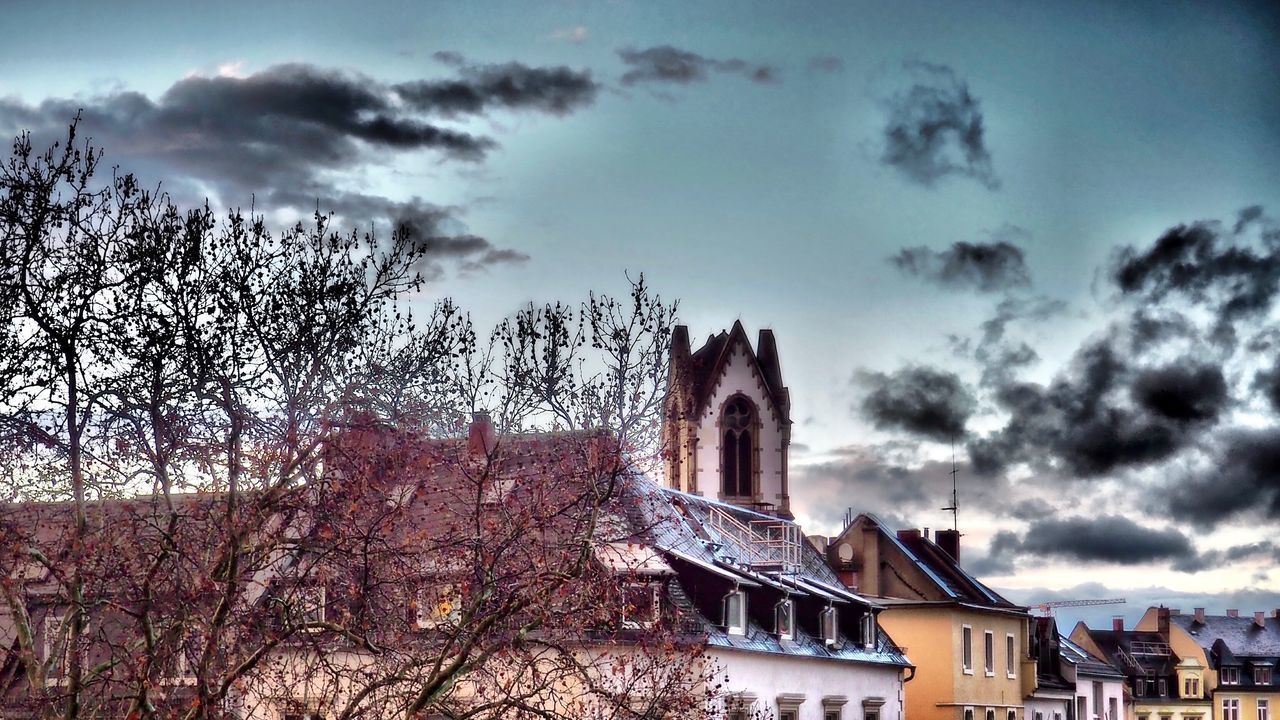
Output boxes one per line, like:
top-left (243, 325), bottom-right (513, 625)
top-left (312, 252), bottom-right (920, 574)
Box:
top-left (1173, 541), bottom-right (1280, 573)
top-left (858, 366), bottom-right (976, 442)
top-left (986, 515), bottom-right (1196, 568)
top-left (1130, 363), bottom-right (1229, 423)
top-left (879, 61), bottom-right (999, 189)
top-left (969, 342), bottom-right (1224, 477)
top-left (395, 56), bottom-right (598, 117)
top-left (891, 240), bottom-right (1031, 293)
top-left (617, 45), bottom-right (778, 87)
top-left (0, 61), bottom-right (591, 276)
top-left (1113, 217), bottom-right (1280, 346)
top-left (1165, 427), bottom-right (1280, 528)
top-left (808, 55), bottom-right (844, 74)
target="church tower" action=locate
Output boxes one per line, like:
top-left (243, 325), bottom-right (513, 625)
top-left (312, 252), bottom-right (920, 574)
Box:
top-left (662, 321), bottom-right (793, 519)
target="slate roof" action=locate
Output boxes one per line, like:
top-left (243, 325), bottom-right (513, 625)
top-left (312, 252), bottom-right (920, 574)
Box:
top-left (1083, 629), bottom-right (1180, 676)
top-left (623, 482), bottom-right (911, 668)
top-left (1170, 613), bottom-right (1280, 660)
top-left (863, 514), bottom-right (1020, 610)
top-left (1060, 634), bottom-right (1126, 680)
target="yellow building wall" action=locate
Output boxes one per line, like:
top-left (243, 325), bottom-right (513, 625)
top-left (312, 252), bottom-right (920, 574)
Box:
top-left (1134, 609), bottom-right (1217, 690)
top-left (879, 606), bottom-right (1029, 720)
top-left (1210, 693), bottom-right (1275, 720)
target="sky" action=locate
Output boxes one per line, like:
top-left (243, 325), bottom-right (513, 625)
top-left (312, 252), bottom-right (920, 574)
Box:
top-left (2, 0), bottom-right (1278, 630)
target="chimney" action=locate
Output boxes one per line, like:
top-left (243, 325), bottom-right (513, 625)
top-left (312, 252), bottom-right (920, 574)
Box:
top-left (1170, 608), bottom-right (1181, 616)
top-left (923, 527), bottom-right (930, 541)
top-left (936, 529), bottom-right (961, 563)
top-left (897, 529), bottom-right (921, 542)
top-left (1158, 607), bottom-right (1170, 634)
top-left (862, 522), bottom-right (881, 595)
top-left (1194, 608), bottom-right (1206, 623)
top-left (468, 411), bottom-right (496, 457)
top-left (1113, 616), bottom-right (1124, 632)
top-left (1255, 612), bottom-right (1266, 628)
top-left (1274, 609), bottom-right (1280, 619)
top-left (1227, 608), bottom-right (1239, 618)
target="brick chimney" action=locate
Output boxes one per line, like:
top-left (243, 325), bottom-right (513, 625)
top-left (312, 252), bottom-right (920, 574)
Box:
top-left (1158, 607), bottom-right (1170, 634)
top-left (468, 411), bottom-right (496, 457)
top-left (861, 522), bottom-right (881, 595)
top-left (897, 529), bottom-right (921, 542)
top-left (936, 529), bottom-right (961, 563)
top-left (1227, 608), bottom-right (1239, 618)
top-left (1274, 609), bottom-right (1280, 619)
top-left (1255, 611), bottom-right (1266, 628)
top-left (1112, 616), bottom-right (1124, 632)
top-left (1194, 608), bottom-right (1206, 623)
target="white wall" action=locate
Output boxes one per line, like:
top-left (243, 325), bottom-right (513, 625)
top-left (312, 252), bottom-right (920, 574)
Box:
top-left (694, 341), bottom-right (786, 508)
top-left (1025, 695), bottom-right (1071, 720)
top-left (1074, 677), bottom-right (1125, 720)
top-left (711, 647), bottom-right (904, 720)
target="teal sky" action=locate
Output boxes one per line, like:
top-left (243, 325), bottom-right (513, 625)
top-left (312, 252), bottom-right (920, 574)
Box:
top-left (3, 0), bottom-right (1278, 626)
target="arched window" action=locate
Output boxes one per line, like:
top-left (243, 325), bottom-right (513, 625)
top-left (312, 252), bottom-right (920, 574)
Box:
top-left (721, 396), bottom-right (756, 497)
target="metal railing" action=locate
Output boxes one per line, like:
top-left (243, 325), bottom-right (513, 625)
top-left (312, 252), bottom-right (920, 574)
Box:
top-left (708, 506), bottom-right (801, 572)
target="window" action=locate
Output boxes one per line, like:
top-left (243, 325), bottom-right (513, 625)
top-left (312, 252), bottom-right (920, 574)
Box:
top-left (1075, 697), bottom-right (1086, 720)
top-left (622, 582), bottom-right (660, 629)
top-left (775, 598), bottom-right (794, 641)
top-left (724, 590), bottom-right (747, 635)
top-left (984, 630), bottom-right (995, 676)
top-left (1258, 699), bottom-right (1269, 720)
top-left (416, 585), bottom-right (461, 630)
top-left (860, 611), bottom-right (875, 648)
top-left (720, 396), bottom-right (756, 497)
top-left (776, 694), bottom-right (804, 720)
top-left (1222, 666), bottom-right (1241, 685)
top-left (822, 696), bottom-right (847, 720)
top-left (1009, 711), bottom-right (1017, 720)
top-left (962, 625), bottom-right (974, 673)
top-left (1256, 667), bottom-right (1273, 685)
top-left (964, 709), bottom-right (975, 720)
top-left (1223, 698), bottom-right (1240, 720)
top-left (1093, 681), bottom-right (1103, 720)
top-left (1184, 677), bottom-right (1199, 698)
top-left (1036, 714), bottom-right (1044, 720)
top-left (1108, 698), bottom-right (1118, 720)
top-left (780, 712), bottom-right (797, 720)
top-left (291, 586), bottom-right (325, 629)
top-left (1006, 633), bottom-right (1017, 678)
top-left (821, 607), bottom-right (839, 646)
top-left (1157, 678), bottom-right (1167, 697)
top-left (986, 709), bottom-right (996, 720)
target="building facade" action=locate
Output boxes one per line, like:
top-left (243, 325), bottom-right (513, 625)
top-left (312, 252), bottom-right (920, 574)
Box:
top-left (825, 514), bottom-right (1036, 720)
top-left (1070, 616), bottom-right (1211, 720)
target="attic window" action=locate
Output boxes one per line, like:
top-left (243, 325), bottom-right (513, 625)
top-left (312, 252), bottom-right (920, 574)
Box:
top-left (775, 598), bottom-right (794, 641)
top-left (1256, 667), bottom-right (1273, 685)
top-left (821, 606), bottom-right (839, 646)
top-left (622, 582), bottom-right (661, 630)
top-left (292, 586), bottom-right (326, 630)
top-left (861, 611), bottom-right (875, 649)
top-left (1220, 666), bottom-right (1239, 685)
top-left (724, 590), bottom-right (747, 636)
top-left (720, 396), bottom-right (756, 498)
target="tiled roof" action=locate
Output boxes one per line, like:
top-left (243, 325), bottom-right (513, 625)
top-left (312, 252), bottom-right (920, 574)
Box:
top-left (1170, 613), bottom-right (1280, 659)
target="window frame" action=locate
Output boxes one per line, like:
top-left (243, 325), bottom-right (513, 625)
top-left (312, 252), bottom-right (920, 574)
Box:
top-left (1006, 632), bottom-right (1017, 678)
top-left (1256, 666), bottom-right (1273, 685)
top-left (719, 395), bottom-right (759, 499)
top-left (820, 606), bottom-right (839, 646)
top-left (1223, 698), bottom-right (1241, 720)
top-left (1221, 666), bottom-right (1240, 685)
top-left (962, 624), bottom-right (974, 674)
top-left (621, 581), bottom-right (661, 630)
top-left (775, 597), bottom-right (795, 641)
top-left (984, 630), bottom-right (995, 676)
top-left (724, 590), bottom-right (747, 636)
top-left (1257, 698), bottom-right (1269, 720)
top-left (861, 610), bottom-right (875, 649)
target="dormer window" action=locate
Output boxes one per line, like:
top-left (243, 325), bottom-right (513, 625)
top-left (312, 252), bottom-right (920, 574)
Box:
top-left (861, 611), bottom-right (875, 649)
top-left (1256, 666), bottom-right (1273, 685)
top-left (724, 590), bottom-right (747, 635)
top-left (621, 582), bottom-right (661, 630)
top-left (293, 586), bottom-right (326, 630)
top-left (821, 606), bottom-right (839, 646)
top-left (775, 598), bottom-right (794, 641)
top-left (1221, 666), bottom-right (1240, 685)
top-left (720, 396), bottom-right (756, 498)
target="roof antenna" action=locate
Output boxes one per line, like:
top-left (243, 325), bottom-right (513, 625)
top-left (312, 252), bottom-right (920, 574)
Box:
top-left (941, 435), bottom-right (959, 532)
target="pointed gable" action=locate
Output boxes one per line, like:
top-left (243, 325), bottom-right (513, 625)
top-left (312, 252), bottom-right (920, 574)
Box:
top-left (685, 321), bottom-right (791, 425)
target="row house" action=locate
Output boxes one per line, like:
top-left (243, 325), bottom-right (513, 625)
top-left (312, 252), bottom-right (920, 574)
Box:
top-left (1139, 607), bottom-right (1280, 720)
top-left (823, 516), bottom-right (1036, 720)
top-left (1056, 633), bottom-right (1127, 720)
top-left (1027, 617), bottom-right (1085, 720)
top-left (1070, 616), bottom-right (1211, 720)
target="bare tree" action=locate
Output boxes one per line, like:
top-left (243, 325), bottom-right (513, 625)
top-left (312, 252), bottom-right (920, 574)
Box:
top-left (0, 121), bottom-right (711, 720)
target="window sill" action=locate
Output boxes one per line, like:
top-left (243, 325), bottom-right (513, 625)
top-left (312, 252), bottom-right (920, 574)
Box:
top-left (985, 671), bottom-right (995, 678)
top-left (963, 668), bottom-right (975, 676)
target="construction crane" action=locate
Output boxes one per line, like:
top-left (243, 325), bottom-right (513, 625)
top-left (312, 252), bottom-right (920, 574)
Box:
top-left (1031, 598), bottom-right (1126, 616)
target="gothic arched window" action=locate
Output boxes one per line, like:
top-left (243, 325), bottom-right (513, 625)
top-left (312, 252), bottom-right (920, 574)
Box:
top-left (721, 396), bottom-right (756, 497)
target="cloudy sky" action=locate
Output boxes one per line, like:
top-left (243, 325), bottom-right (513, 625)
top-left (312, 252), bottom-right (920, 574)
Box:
top-left (3, 0), bottom-right (1278, 628)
